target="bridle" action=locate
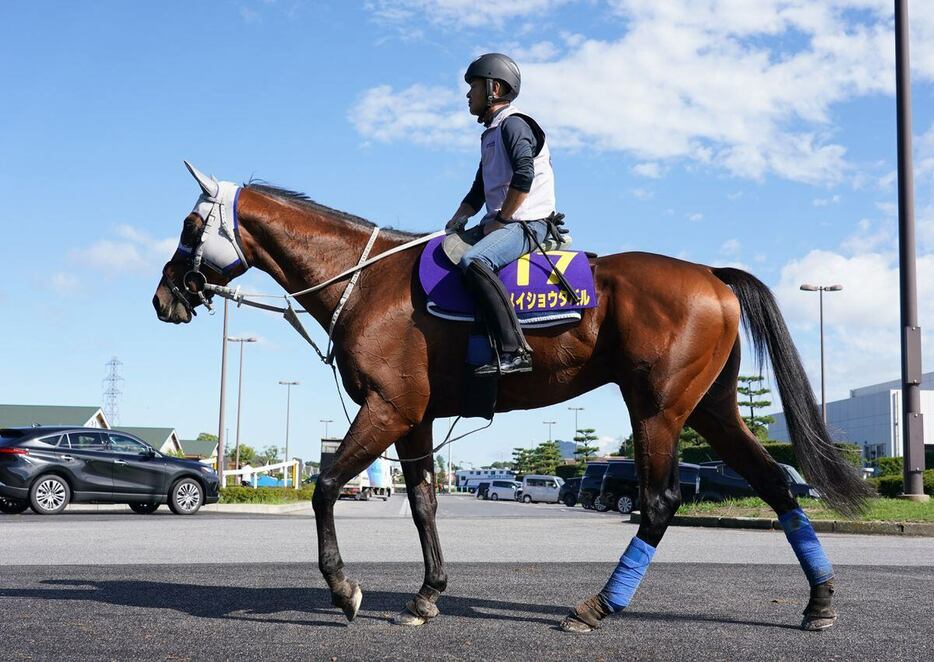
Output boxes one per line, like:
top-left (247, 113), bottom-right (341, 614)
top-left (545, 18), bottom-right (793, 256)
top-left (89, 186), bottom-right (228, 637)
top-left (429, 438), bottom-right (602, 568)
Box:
top-left (165, 163), bottom-right (248, 316)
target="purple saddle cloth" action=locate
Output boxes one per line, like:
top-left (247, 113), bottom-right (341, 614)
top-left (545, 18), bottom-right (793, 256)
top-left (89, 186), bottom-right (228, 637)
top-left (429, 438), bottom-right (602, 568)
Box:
top-left (418, 236), bottom-right (597, 327)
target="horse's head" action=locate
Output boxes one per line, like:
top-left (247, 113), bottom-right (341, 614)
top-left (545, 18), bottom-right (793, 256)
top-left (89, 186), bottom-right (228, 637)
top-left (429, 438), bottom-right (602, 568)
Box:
top-left (153, 162), bottom-right (249, 324)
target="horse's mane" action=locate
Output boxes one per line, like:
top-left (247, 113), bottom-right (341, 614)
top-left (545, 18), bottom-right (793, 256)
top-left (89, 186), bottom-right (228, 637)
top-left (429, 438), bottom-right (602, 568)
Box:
top-left (244, 182), bottom-right (425, 241)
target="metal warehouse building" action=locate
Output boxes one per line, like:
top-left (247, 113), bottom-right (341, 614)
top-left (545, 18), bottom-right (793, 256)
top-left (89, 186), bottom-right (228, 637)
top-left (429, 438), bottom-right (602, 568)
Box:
top-left (768, 372), bottom-right (934, 461)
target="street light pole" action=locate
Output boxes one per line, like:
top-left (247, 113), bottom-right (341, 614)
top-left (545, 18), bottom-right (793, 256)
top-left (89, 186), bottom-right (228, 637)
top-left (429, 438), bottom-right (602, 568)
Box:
top-left (800, 284), bottom-right (843, 423)
top-left (227, 336), bottom-right (257, 474)
top-left (279, 380), bottom-right (300, 488)
top-left (543, 420), bottom-right (556, 443)
top-left (568, 406), bottom-right (584, 439)
top-left (320, 418), bottom-right (334, 439)
top-left (895, 0), bottom-right (927, 501)
top-left (217, 299), bottom-right (229, 485)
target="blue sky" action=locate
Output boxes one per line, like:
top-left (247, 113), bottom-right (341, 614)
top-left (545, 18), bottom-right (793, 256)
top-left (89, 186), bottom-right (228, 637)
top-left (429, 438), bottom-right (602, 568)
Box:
top-left (3, 1), bottom-right (934, 467)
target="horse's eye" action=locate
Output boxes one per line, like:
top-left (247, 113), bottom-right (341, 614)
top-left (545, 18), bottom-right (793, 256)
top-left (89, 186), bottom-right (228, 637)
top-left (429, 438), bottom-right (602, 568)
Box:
top-left (180, 219), bottom-right (199, 247)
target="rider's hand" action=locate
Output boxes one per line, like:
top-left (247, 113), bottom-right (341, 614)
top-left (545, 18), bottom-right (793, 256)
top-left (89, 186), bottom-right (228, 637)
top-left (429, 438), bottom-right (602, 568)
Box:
top-left (445, 214), bottom-right (469, 232)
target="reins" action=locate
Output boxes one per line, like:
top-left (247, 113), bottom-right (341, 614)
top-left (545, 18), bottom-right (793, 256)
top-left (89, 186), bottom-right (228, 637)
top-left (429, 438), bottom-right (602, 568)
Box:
top-left (202, 226), bottom-right (490, 463)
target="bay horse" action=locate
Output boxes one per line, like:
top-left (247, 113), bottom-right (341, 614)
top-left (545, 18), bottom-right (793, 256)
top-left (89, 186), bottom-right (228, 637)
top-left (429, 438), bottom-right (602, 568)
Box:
top-left (153, 164), bottom-right (871, 633)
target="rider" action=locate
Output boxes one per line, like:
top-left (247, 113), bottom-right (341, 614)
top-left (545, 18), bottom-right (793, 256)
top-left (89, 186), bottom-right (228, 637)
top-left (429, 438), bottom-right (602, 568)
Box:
top-left (445, 53), bottom-right (557, 376)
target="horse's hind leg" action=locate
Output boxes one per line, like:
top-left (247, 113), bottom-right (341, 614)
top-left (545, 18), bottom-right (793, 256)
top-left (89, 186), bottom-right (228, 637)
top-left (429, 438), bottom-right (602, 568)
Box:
top-left (311, 394), bottom-right (412, 621)
top-left (562, 403), bottom-right (685, 633)
top-left (391, 420), bottom-right (448, 626)
top-left (686, 343), bottom-right (837, 631)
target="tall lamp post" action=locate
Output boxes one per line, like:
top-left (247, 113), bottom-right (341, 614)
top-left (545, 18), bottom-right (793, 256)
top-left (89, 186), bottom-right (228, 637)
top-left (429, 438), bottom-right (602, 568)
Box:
top-left (799, 284), bottom-right (842, 423)
top-left (227, 336), bottom-right (257, 473)
top-left (895, 0), bottom-right (927, 500)
top-left (543, 420), bottom-right (556, 443)
top-left (216, 299), bottom-right (229, 485)
top-left (568, 406), bottom-right (585, 439)
top-left (279, 380), bottom-right (300, 488)
top-left (320, 418), bottom-right (334, 439)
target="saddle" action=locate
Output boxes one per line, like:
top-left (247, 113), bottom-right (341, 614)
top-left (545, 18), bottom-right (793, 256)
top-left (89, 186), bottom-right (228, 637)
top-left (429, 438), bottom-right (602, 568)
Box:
top-left (418, 231), bottom-right (598, 328)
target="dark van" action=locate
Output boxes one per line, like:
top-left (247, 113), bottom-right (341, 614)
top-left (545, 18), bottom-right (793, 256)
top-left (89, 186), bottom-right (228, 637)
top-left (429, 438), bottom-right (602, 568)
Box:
top-left (577, 462), bottom-right (608, 510)
top-left (558, 477), bottom-right (582, 507)
top-left (698, 461), bottom-right (817, 501)
top-left (599, 460), bottom-right (703, 514)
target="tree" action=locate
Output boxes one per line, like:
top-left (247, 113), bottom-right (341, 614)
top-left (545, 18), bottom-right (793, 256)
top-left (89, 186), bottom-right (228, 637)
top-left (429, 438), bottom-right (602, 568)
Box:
top-left (489, 460), bottom-right (511, 469)
top-left (196, 432), bottom-right (218, 442)
top-left (573, 428), bottom-right (600, 464)
top-left (225, 443), bottom-right (256, 468)
top-left (738, 374), bottom-right (775, 440)
top-left (435, 454), bottom-right (448, 486)
top-left (258, 445), bottom-right (281, 465)
top-left (531, 441), bottom-right (562, 475)
top-left (511, 447), bottom-right (535, 475)
top-left (679, 426), bottom-right (707, 448)
top-left (618, 434), bottom-right (633, 457)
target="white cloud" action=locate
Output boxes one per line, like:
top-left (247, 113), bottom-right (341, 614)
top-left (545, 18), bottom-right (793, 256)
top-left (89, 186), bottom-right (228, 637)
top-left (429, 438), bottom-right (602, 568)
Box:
top-left (632, 162), bottom-right (662, 178)
top-left (365, 0), bottom-right (577, 29)
top-left (356, 1), bottom-right (934, 184)
top-left (813, 194), bottom-right (841, 206)
top-left (720, 238), bottom-right (741, 255)
top-left (46, 272), bottom-right (79, 294)
top-left (347, 84), bottom-right (474, 148)
top-left (72, 226), bottom-right (177, 274)
top-left (687, 212), bottom-right (703, 222)
top-left (629, 187), bottom-right (653, 200)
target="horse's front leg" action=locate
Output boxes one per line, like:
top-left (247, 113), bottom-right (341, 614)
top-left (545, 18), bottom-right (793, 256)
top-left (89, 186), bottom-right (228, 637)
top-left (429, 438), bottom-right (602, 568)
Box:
top-left (392, 420), bottom-right (447, 626)
top-left (311, 394), bottom-right (412, 621)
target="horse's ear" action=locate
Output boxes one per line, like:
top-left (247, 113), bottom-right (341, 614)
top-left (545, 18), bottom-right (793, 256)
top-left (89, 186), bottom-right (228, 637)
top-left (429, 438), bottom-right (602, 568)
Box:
top-left (184, 161), bottom-right (219, 198)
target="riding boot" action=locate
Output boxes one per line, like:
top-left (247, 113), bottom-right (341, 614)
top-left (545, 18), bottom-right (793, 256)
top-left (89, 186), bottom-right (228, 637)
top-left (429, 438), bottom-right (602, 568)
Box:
top-left (463, 261), bottom-right (532, 375)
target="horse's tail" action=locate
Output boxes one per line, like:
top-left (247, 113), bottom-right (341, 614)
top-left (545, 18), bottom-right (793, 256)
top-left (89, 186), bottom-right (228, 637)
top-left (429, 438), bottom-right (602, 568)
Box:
top-left (712, 267), bottom-right (872, 517)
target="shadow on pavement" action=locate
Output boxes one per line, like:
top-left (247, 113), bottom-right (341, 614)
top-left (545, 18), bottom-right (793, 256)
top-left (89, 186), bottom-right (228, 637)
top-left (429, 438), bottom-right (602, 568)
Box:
top-left (0, 577), bottom-right (798, 631)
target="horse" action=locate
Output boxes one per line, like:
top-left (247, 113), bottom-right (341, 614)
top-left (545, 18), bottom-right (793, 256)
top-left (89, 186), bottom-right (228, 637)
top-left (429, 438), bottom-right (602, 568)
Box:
top-left (153, 163), bottom-right (871, 633)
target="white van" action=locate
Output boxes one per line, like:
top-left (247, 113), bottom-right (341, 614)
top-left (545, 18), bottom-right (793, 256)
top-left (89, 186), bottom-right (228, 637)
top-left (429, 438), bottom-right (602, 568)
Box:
top-left (518, 475), bottom-right (564, 503)
top-left (485, 480), bottom-right (520, 501)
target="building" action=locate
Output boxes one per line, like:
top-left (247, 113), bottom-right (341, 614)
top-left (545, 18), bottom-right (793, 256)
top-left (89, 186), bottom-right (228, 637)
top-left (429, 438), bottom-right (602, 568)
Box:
top-left (0, 404), bottom-right (109, 428)
top-left (181, 438), bottom-right (219, 467)
top-left (454, 468), bottom-right (517, 489)
top-left (768, 371), bottom-right (934, 462)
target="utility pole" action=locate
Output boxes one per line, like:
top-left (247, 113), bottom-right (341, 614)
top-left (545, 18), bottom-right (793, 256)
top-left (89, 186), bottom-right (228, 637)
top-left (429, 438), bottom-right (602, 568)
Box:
top-left (217, 299), bottom-right (229, 484)
top-left (279, 380), bottom-right (300, 488)
top-left (228, 336), bottom-right (257, 473)
top-left (568, 406), bottom-right (584, 439)
top-left (894, 0), bottom-right (928, 501)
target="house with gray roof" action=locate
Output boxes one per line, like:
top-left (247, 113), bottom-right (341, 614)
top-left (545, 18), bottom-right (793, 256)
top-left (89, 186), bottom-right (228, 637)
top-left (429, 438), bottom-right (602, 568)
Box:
top-left (0, 404), bottom-right (109, 429)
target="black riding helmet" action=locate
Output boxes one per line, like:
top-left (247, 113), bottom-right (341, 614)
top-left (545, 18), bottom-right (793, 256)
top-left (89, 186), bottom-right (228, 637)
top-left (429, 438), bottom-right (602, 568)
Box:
top-left (465, 53), bottom-right (520, 117)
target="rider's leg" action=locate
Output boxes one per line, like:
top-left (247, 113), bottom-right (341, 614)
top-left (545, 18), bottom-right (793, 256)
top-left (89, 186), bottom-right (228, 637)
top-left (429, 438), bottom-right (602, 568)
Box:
top-left (459, 221), bottom-right (546, 375)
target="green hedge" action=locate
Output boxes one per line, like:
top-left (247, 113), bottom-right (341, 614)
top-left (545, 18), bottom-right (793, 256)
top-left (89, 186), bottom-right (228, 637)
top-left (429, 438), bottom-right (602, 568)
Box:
top-left (872, 470), bottom-right (934, 498)
top-left (219, 485), bottom-right (314, 504)
top-left (680, 442), bottom-right (862, 470)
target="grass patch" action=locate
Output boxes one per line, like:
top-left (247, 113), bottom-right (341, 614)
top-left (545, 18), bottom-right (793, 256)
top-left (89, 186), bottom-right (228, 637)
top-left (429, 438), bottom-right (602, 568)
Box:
top-left (677, 497), bottom-right (934, 522)
top-left (219, 485), bottom-right (314, 504)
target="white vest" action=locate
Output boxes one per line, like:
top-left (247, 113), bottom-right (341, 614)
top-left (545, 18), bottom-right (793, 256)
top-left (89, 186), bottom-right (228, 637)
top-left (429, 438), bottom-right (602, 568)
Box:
top-left (480, 106), bottom-right (556, 223)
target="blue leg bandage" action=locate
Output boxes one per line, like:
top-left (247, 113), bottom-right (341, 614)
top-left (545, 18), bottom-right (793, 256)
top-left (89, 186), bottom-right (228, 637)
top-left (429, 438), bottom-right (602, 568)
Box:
top-left (599, 536), bottom-right (656, 612)
top-left (779, 508), bottom-right (833, 586)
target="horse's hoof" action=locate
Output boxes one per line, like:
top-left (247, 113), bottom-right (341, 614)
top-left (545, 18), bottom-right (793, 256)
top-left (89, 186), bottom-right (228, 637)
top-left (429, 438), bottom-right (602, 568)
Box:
top-left (559, 616), bottom-right (596, 633)
top-left (334, 582), bottom-right (363, 622)
top-left (393, 610), bottom-right (428, 627)
top-left (801, 615), bottom-right (836, 632)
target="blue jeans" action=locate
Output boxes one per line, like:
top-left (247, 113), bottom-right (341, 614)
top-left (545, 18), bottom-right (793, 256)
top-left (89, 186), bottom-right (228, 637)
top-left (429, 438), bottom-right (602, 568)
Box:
top-left (458, 220), bottom-right (548, 273)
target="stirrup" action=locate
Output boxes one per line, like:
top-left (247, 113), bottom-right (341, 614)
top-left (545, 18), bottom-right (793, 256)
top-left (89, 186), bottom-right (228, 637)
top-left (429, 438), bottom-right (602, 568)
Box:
top-left (473, 350), bottom-right (532, 376)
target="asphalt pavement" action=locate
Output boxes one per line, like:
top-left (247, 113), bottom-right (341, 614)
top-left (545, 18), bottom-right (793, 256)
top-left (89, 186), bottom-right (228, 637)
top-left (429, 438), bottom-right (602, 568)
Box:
top-left (1, 494), bottom-right (932, 660)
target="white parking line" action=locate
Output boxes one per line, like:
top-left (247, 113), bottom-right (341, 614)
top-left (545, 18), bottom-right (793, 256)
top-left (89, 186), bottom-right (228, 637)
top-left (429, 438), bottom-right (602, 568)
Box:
top-left (397, 496), bottom-right (410, 518)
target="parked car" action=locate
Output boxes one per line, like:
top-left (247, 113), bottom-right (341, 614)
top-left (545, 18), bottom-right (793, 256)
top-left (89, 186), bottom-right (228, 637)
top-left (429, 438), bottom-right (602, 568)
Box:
top-left (517, 474), bottom-right (564, 503)
top-left (558, 477), bottom-right (582, 507)
top-left (596, 460), bottom-right (702, 515)
top-left (697, 461), bottom-right (818, 502)
top-left (475, 481), bottom-right (491, 499)
top-left (0, 427), bottom-right (220, 515)
top-left (485, 480), bottom-right (520, 501)
top-left (578, 462), bottom-right (608, 509)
